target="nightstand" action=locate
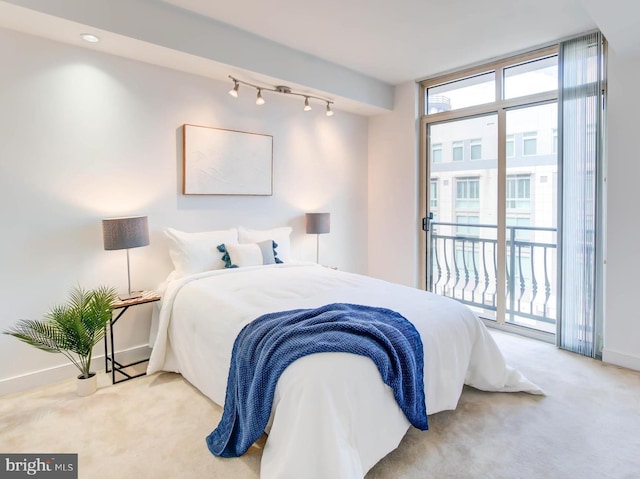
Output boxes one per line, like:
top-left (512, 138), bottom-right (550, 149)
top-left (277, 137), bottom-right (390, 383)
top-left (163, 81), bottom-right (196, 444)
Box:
top-left (105, 291), bottom-right (160, 384)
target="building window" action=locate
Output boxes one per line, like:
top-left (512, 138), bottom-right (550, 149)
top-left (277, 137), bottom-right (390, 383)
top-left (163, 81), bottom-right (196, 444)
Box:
top-left (552, 128), bottom-right (558, 154)
top-left (506, 134), bottom-right (515, 157)
top-left (506, 175), bottom-right (531, 209)
top-left (456, 215), bottom-right (480, 237)
top-left (452, 141), bottom-right (464, 161)
top-left (431, 143), bottom-right (443, 163)
top-left (523, 131), bottom-right (537, 156)
top-left (507, 216), bottom-right (532, 242)
top-left (456, 177), bottom-right (480, 209)
top-left (470, 139), bottom-right (482, 160)
top-left (430, 179), bottom-right (438, 208)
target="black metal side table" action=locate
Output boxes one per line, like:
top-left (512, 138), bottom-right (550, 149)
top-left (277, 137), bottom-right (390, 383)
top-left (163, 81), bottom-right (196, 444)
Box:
top-left (105, 291), bottom-right (161, 384)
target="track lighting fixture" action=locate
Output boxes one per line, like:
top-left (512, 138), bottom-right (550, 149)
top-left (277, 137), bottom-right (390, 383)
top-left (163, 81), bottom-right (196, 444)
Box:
top-left (228, 75), bottom-right (334, 116)
top-left (325, 102), bottom-right (334, 117)
top-left (229, 79), bottom-right (239, 98)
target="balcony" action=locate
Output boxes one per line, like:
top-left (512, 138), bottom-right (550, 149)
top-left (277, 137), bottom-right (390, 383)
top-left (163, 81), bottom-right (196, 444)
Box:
top-left (428, 222), bottom-right (557, 332)
top-left (427, 95), bottom-right (452, 114)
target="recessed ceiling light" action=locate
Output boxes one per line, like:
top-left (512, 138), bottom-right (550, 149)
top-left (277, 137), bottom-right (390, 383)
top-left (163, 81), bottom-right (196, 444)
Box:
top-left (81, 33), bottom-right (100, 43)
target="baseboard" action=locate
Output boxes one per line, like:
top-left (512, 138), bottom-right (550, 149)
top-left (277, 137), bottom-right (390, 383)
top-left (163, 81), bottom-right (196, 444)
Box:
top-left (0, 345), bottom-right (151, 397)
top-left (602, 347), bottom-right (640, 372)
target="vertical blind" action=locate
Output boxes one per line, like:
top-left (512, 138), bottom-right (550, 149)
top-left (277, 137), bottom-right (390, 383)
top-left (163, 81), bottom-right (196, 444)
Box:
top-left (558, 31), bottom-right (605, 357)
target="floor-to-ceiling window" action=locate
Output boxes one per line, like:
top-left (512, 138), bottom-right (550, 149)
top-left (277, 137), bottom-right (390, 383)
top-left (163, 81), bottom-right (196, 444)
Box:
top-left (421, 46), bottom-right (560, 339)
top-left (421, 34), bottom-right (606, 351)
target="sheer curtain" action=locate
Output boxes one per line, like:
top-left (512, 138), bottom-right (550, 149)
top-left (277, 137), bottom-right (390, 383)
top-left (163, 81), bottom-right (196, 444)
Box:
top-left (557, 31), bottom-right (605, 357)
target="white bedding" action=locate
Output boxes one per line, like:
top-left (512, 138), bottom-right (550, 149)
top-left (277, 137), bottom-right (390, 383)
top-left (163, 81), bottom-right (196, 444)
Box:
top-left (148, 263), bottom-right (541, 479)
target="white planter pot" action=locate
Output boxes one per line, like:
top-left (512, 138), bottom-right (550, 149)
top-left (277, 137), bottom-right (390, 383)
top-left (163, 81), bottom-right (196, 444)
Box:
top-left (76, 373), bottom-right (98, 397)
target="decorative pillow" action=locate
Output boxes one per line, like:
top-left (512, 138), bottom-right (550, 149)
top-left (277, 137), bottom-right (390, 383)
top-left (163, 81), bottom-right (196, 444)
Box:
top-left (164, 227), bottom-right (238, 277)
top-left (217, 240), bottom-right (283, 268)
top-left (238, 226), bottom-right (293, 262)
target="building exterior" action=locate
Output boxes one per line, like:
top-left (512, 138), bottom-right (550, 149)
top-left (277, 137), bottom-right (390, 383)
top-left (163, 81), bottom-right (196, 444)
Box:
top-left (427, 103), bottom-right (558, 333)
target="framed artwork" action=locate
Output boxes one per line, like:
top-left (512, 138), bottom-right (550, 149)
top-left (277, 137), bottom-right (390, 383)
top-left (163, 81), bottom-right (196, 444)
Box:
top-left (183, 124), bottom-right (273, 195)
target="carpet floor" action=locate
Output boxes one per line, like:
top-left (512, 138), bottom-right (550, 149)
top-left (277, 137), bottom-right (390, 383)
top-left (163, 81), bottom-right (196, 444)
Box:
top-left (1, 330), bottom-right (639, 479)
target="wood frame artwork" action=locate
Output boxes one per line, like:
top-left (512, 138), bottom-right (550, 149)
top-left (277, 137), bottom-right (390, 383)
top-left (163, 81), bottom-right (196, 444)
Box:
top-left (182, 124), bottom-right (273, 195)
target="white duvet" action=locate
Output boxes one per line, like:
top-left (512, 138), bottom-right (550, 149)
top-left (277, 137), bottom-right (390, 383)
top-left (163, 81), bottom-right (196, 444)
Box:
top-left (147, 263), bottom-right (541, 479)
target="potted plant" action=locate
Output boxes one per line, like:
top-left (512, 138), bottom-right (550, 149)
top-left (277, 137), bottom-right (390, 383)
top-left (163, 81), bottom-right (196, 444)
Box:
top-left (4, 285), bottom-right (118, 396)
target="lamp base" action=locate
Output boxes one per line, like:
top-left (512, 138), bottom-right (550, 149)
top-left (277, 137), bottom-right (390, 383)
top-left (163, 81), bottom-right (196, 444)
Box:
top-left (118, 291), bottom-right (143, 301)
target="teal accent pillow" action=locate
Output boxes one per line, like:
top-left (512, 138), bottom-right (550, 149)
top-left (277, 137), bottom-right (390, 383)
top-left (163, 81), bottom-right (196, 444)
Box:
top-left (217, 244), bottom-right (237, 269)
top-left (217, 240), bottom-right (283, 268)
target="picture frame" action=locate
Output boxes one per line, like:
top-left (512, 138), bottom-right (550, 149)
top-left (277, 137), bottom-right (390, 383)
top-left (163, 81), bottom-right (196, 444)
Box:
top-left (182, 124), bottom-right (273, 195)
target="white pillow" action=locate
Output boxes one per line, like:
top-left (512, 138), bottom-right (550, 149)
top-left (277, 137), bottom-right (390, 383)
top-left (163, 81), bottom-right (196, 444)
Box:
top-left (221, 240), bottom-right (282, 268)
top-left (238, 226), bottom-right (292, 262)
top-left (164, 227), bottom-right (238, 277)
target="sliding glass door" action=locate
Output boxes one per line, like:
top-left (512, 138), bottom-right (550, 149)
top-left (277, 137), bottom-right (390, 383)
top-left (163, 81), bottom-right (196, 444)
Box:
top-left (428, 115), bottom-right (499, 319)
top-left (422, 47), bottom-right (559, 337)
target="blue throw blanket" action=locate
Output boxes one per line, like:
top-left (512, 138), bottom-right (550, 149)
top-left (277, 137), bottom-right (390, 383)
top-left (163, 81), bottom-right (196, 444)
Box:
top-left (206, 302), bottom-right (428, 458)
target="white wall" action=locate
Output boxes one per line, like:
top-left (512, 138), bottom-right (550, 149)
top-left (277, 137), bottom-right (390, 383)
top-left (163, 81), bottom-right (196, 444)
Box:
top-left (368, 82), bottom-right (420, 287)
top-left (0, 28), bottom-right (369, 394)
top-left (601, 47), bottom-right (640, 371)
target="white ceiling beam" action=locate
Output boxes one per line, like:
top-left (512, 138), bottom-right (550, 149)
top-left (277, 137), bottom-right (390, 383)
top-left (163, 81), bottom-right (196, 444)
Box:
top-left (1, 0), bottom-right (394, 111)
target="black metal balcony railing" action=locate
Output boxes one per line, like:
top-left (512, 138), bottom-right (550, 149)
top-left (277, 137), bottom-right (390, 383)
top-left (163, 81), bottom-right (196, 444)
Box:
top-left (429, 222), bottom-right (557, 326)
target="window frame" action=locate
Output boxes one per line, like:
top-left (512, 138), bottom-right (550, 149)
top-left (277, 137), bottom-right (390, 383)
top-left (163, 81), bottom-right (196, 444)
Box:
top-left (503, 55), bottom-right (559, 100)
top-left (419, 44), bottom-right (559, 327)
top-left (425, 71), bottom-right (496, 114)
top-left (420, 45), bottom-right (558, 119)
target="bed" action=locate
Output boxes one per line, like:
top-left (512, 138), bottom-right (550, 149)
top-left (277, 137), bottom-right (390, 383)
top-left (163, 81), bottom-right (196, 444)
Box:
top-left (147, 257), bottom-right (542, 479)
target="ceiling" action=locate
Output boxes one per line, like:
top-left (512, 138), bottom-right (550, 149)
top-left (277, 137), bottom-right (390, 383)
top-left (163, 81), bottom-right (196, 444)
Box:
top-left (160, 0), bottom-right (597, 85)
top-left (1, 0), bottom-right (640, 115)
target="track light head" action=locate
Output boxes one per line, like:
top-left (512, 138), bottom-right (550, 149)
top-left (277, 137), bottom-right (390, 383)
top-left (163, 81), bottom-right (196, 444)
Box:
top-left (229, 80), bottom-right (239, 98)
top-left (325, 102), bottom-right (334, 117)
top-left (256, 89), bottom-right (265, 105)
top-left (304, 97), bottom-right (312, 111)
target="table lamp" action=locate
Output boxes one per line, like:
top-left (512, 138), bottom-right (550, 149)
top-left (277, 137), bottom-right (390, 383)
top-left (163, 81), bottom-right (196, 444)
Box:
top-left (102, 216), bottom-right (149, 300)
top-left (305, 212), bottom-right (330, 264)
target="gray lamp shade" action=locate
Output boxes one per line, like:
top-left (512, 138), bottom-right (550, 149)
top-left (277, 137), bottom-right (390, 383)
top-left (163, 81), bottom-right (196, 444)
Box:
top-left (305, 212), bottom-right (330, 235)
top-left (102, 216), bottom-right (150, 251)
